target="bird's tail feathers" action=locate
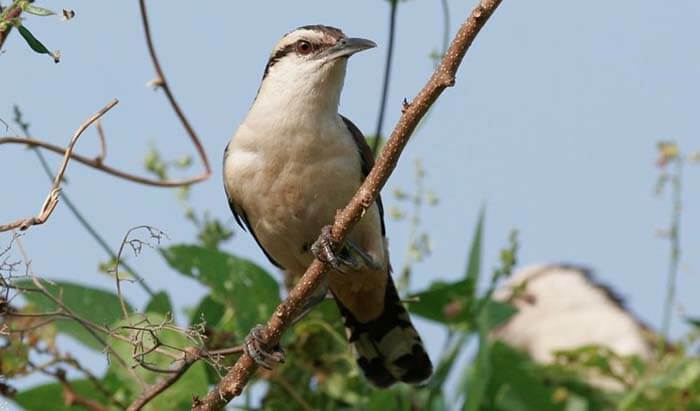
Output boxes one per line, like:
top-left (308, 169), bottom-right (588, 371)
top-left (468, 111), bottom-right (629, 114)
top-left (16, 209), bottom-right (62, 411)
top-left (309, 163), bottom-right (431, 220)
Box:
top-left (334, 276), bottom-right (432, 388)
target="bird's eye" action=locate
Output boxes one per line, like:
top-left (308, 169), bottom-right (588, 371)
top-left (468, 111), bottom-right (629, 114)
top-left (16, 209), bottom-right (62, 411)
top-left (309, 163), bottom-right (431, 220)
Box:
top-left (296, 40), bottom-right (312, 55)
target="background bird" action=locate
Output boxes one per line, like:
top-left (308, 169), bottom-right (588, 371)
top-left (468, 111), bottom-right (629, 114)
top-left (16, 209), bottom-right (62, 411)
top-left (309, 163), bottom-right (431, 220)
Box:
top-left (223, 25), bottom-right (432, 387)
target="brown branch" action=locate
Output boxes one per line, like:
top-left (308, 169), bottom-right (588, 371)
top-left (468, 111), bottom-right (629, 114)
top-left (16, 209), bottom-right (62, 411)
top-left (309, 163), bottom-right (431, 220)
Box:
top-left (0, 136), bottom-right (207, 187)
top-left (0, 0), bottom-right (211, 189)
top-left (191, 0), bottom-right (504, 409)
top-left (0, 100), bottom-right (118, 233)
top-left (127, 347), bottom-right (198, 411)
top-left (127, 345), bottom-right (244, 411)
top-left (53, 369), bottom-right (110, 411)
top-left (0, 0), bottom-right (21, 50)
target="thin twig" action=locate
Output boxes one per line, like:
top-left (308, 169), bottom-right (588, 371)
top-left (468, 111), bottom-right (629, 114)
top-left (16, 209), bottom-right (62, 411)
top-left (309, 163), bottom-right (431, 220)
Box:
top-left (13, 106), bottom-right (155, 296)
top-left (0, 100), bottom-right (118, 232)
top-left (192, 1), bottom-right (504, 409)
top-left (127, 347), bottom-right (197, 411)
top-left (138, 0), bottom-right (211, 178)
top-left (0, 136), bottom-right (206, 187)
top-left (371, 0), bottom-right (398, 155)
top-left (0, 0), bottom-right (211, 189)
top-left (440, 0), bottom-right (451, 57)
top-left (660, 158), bottom-right (683, 350)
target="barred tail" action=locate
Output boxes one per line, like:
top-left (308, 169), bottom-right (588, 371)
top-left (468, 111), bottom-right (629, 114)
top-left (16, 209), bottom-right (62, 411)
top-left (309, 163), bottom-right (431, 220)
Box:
top-left (334, 276), bottom-right (433, 388)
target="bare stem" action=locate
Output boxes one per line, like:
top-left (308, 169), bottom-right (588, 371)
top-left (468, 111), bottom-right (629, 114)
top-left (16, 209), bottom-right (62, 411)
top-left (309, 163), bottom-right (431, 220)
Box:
top-left (372, 0), bottom-right (398, 155)
top-left (660, 158), bottom-right (683, 348)
top-left (0, 100), bottom-right (118, 233)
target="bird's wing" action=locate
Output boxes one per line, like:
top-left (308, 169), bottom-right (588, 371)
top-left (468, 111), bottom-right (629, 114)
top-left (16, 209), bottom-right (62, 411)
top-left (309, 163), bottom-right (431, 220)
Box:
top-left (223, 162), bottom-right (285, 269)
top-left (340, 115), bottom-right (386, 236)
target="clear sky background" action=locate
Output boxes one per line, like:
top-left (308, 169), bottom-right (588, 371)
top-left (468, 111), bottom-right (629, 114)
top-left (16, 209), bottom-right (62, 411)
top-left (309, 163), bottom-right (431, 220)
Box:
top-left (2, 0), bottom-right (700, 404)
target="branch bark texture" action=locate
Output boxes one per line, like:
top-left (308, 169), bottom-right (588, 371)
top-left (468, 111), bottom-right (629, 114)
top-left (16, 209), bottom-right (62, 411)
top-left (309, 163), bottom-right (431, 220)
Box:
top-left (191, 0), bottom-right (504, 409)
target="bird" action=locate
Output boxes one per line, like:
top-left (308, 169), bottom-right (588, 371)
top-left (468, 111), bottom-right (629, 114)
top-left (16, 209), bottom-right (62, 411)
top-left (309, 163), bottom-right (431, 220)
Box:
top-left (222, 25), bottom-right (432, 387)
top-left (491, 264), bottom-right (654, 390)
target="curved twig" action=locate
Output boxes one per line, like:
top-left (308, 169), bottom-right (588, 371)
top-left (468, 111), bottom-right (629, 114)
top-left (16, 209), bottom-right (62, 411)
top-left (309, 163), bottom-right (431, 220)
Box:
top-left (0, 100), bottom-right (118, 233)
top-left (13, 106), bottom-right (155, 296)
top-left (0, 0), bottom-right (211, 190)
top-left (138, 0), bottom-right (211, 180)
top-left (191, 1), bottom-right (505, 409)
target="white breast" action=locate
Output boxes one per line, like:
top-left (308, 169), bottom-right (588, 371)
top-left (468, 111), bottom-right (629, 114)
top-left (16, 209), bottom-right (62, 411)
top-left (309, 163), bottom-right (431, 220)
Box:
top-left (224, 113), bottom-right (363, 273)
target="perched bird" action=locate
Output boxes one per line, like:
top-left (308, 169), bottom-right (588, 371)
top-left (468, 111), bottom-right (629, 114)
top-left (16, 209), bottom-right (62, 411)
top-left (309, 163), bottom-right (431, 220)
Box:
top-left (492, 264), bottom-right (653, 389)
top-left (223, 25), bottom-right (432, 387)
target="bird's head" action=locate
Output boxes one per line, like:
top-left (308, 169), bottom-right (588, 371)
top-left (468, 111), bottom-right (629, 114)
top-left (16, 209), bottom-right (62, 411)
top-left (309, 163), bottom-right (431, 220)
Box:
top-left (253, 25), bottom-right (375, 114)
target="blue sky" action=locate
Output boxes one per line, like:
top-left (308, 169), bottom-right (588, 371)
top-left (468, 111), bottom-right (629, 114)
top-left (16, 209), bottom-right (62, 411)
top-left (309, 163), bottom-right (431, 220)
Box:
top-left (2, 0), bottom-right (700, 402)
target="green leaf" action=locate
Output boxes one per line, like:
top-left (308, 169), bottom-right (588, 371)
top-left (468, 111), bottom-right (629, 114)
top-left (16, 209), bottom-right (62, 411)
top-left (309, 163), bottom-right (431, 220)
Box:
top-left (17, 25), bottom-right (59, 62)
top-left (14, 379), bottom-right (109, 411)
top-left (464, 208), bottom-right (485, 298)
top-left (366, 390), bottom-right (404, 411)
top-left (480, 299), bottom-right (518, 331)
top-left (462, 311), bottom-right (492, 411)
top-left (409, 211), bottom-right (485, 327)
top-left (106, 313), bottom-right (209, 410)
top-left (189, 294), bottom-right (226, 326)
top-left (21, 3), bottom-right (56, 16)
top-left (145, 290), bottom-right (173, 317)
top-left (686, 316), bottom-right (700, 328)
top-left (161, 245), bottom-right (281, 336)
top-left (15, 280), bottom-right (133, 351)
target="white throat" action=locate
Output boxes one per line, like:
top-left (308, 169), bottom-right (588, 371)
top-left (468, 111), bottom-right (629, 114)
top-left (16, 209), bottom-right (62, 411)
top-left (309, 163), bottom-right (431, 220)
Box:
top-left (247, 58), bottom-right (348, 126)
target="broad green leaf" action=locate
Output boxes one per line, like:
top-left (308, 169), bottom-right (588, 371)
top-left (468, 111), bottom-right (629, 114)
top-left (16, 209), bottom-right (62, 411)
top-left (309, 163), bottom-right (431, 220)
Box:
top-left (161, 245), bottom-right (280, 336)
top-left (106, 313), bottom-right (209, 410)
top-left (189, 294), bottom-right (227, 327)
top-left (145, 290), bottom-right (173, 317)
top-left (17, 25), bottom-right (59, 62)
top-left (409, 279), bottom-right (473, 326)
top-left (21, 3), bottom-right (55, 16)
top-left (15, 280), bottom-right (133, 351)
top-left (14, 379), bottom-right (109, 411)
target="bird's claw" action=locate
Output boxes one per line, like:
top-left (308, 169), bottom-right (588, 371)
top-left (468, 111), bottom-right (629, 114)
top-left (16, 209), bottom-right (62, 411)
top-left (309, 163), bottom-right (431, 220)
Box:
top-left (311, 226), bottom-right (360, 273)
top-left (243, 324), bottom-right (285, 370)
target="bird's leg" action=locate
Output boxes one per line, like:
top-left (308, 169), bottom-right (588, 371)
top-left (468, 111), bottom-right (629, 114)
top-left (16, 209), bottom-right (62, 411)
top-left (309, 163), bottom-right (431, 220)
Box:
top-left (311, 225), bottom-right (380, 273)
top-left (243, 325), bottom-right (286, 370)
top-left (244, 279), bottom-right (329, 369)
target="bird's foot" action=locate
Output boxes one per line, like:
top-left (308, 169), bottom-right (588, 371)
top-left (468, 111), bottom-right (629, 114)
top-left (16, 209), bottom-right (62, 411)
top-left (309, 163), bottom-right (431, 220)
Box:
top-left (311, 226), bottom-right (359, 273)
top-left (243, 324), bottom-right (285, 370)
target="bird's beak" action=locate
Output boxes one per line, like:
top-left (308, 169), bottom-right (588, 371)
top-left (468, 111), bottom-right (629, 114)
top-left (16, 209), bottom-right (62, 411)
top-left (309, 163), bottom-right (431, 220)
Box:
top-left (321, 37), bottom-right (377, 61)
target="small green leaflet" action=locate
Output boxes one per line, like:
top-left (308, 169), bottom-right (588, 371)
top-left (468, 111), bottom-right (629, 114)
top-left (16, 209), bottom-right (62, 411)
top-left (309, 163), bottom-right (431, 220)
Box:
top-left (17, 25), bottom-right (60, 63)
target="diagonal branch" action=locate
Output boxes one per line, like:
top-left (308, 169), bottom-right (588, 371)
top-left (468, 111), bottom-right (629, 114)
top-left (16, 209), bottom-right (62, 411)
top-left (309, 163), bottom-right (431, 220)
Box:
top-left (0, 100), bottom-right (118, 233)
top-left (191, 1), bottom-right (504, 409)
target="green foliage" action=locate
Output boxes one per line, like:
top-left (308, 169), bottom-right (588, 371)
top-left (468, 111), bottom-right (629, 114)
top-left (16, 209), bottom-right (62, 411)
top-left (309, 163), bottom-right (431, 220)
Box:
top-left (14, 379), bottom-right (110, 411)
top-left (161, 244), bottom-right (280, 336)
top-left (104, 313), bottom-right (210, 410)
top-left (15, 280), bottom-right (133, 351)
top-left (145, 290), bottom-right (173, 317)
